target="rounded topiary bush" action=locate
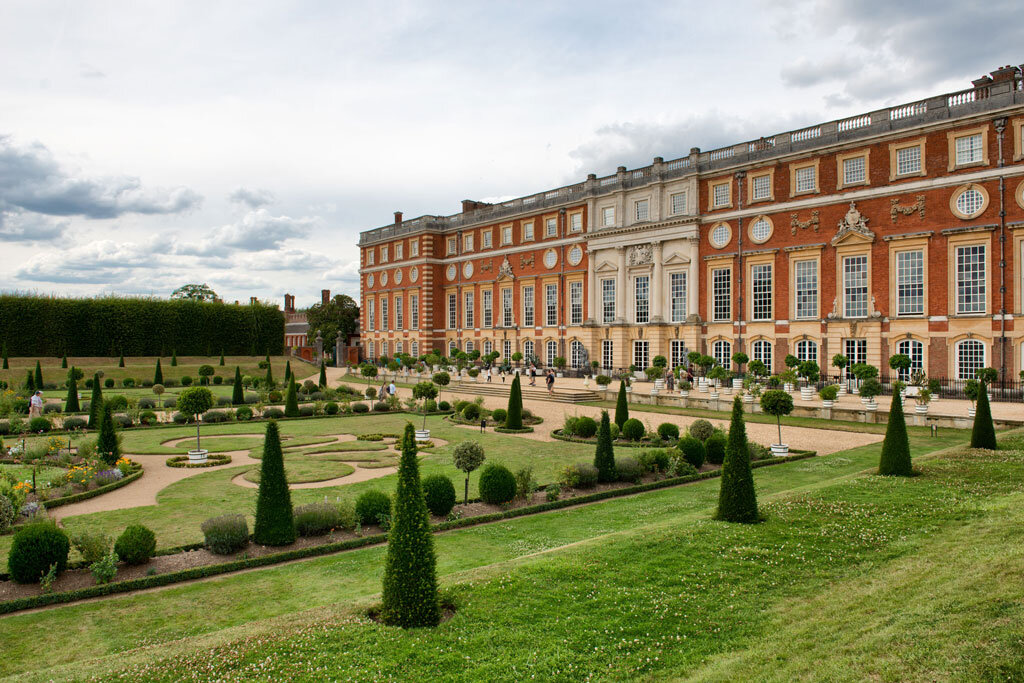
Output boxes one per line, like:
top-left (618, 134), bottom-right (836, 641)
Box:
top-left (28, 416), bottom-right (51, 433)
top-left (355, 489), bottom-right (391, 525)
top-left (689, 419), bottom-right (715, 441)
top-left (657, 422), bottom-right (680, 441)
top-left (559, 462), bottom-right (599, 489)
top-left (490, 408), bottom-right (507, 424)
top-left (172, 412), bottom-right (189, 424)
top-left (462, 403), bottom-right (481, 421)
top-left (616, 456), bottom-right (643, 483)
top-left (62, 416), bottom-right (87, 430)
top-left (8, 521), bottom-right (70, 584)
top-left (422, 474), bottom-right (457, 517)
top-left (678, 435), bottom-right (706, 469)
top-left (575, 416), bottom-right (598, 438)
top-left (201, 514), bottom-right (249, 555)
top-left (562, 417), bottom-right (579, 436)
top-left (705, 432), bottom-right (727, 465)
top-left (108, 395), bottom-right (129, 411)
top-left (453, 400), bottom-right (470, 414)
top-left (609, 422), bottom-right (620, 440)
top-left (114, 524), bottom-right (156, 565)
top-left (235, 406), bottom-right (253, 421)
top-left (325, 401), bottom-right (339, 415)
top-left (373, 401), bottom-right (390, 412)
top-left (621, 418), bottom-right (645, 442)
top-left (438, 401), bottom-right (451, 412)
top-left (352, 402), bottom-right (370, 413)
top-left (113, 414), bottom-right (133, 428)
top-left (298, 405), bottom-right (315, 417)
top-left (478, 463), bottom-right (516, 504)
top-left (264, 407), bottom-right (285, 419)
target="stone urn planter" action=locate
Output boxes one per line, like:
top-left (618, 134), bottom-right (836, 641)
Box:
top-left (698, 381), bottom-right (709, 393)
top-left (837, 384), bottom-right (847, 397)
top-left (860, 396), bottom-right (872, 405)
top-left (654, 379), bottom-right (665, 392)
top-left (188, 449), bottom-right (209, 464)
top-left (822, 399), bottom-right (834, 408)
top-left (415, 429), bottom-right (431, 442)
top-left (770, 443), bottom-right (789, 457)
top-left (800, 387), bottom-right (814, 401)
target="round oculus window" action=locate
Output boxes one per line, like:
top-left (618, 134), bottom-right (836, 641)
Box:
top-left (380, 271), bottom-right (388, 286)
top-left (366, 273), bottom-right (374, 288)
top-left (446, 264), bottom-right (457, 281)
top-left (749, 218), bottom-right (772, 243)
top-left (544, 249), bottom-right (558, 269)
top-left (463, 261), bottom-right (474, 278)
top-left (710, 223), bottom-right (730, 248)
top-left (568, 245), bottom-right (583, 266)
top-left (954, 188), bottom-right (985, 217)
top-left (393, 268), bottom-right (402, 284)
top-left (410, 266), bottom-right (419, 282)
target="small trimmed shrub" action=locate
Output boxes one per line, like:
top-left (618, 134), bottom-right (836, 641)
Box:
top-left (514, 467), bottom-right (537, 500)
top-left (104, 378), bottom-right (115, 388)
top-left (546, 484), bottom-right (561, 502)
top-left (748, 442), bottom-right (772, 461)
top-left (355, 489), bottom-right (391, 525)
top-left (657, 422), bottom-right (680, 441)
top-left (423, 399), bottom-right (437, 412)
top-left (453, 400), bottom-right (470, 414)
top-left (138, 398), bottom-right (156, 409)
top-left (562, 416), bottom-right (580, 436)
top-left (264, 407), bottom-right (285, 419)
top-left (522, 408), bottom-right (533, 420)
top-left (462, 403), bottom-right (481, 421)
top-left (325, 401), bottom-right (339, 415)
top-left (373, 401), bottom-right (390, 412)
top-left (672, 459), bottom-right (699, 477)
top-left (202, 410), bottom-right (230, 423)
top-left (114, 524), bottom-right (156, 565)
top-left (62, 416), bottom-right (87, 430)
top-left (490, 408), bottom-right (507, 424)
top-left (108, 395), bottom-right (128, 411)
top-left (172, 412), bottom-right (189, 424)
top-left (478, 463), bottom-right (516, 504)
top-left (609, 423), bottom-right (619, 440)
top-left (298, 405), bottom-right (315, 417)
top-left (28, 416), bottom-right (52, 433)
top-left (705, 432), bottom-right (727, 465)
top-left (201, 514), bottom-right (250, 555)
top-left (438, 401), bottom-right (451, 412)
top-left (638, 449), bottom-right (671, 474)
top-left (122, 378), bottom-right (135, 388)
top-left (0, 496), bottom-right (16, 534)
top-left (235, 406), bottom-right (253, 420)
top-left (621, 418), bottom-right (645, 442)
top-left (8, 521), bottom-right (70, 584)
top-left (616, 456), bottom-right (643, 483)
top-left (294, 502), bottom-right (346, 536)
top-left (113, 414), bottom-right (133, 429)
top-left (164, 398), bottom-right (178, 409)
top-left (575, 416), bottom-right (598, 438)
top-left (71, 531), bottom-right (112, 564)
top-left (689, 419), bottom-right (715, 441)
top-left (559, 462), bottom-right (599, 489)
top-left (422, 475), bottom-right (457, 517)
top-left (352, 402), bottom-right (370, 413)
top-left (678, 435), bottom-right (706, 469)
top-left (181, 376), bottom-right (194, 387)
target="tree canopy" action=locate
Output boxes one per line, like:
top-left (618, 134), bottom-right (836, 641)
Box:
top-left (171, 283), bottom-right (219, 301)
top-left (305, 294), bottom-right (360, 347)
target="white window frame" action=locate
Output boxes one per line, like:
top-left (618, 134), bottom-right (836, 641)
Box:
top-left (464, 291), bottom-right (474, 328)
top-left (463, 234), bottom-right (474, 252)
top-left (602, 339), bottom-right (614, 369)
top-left (633, 340), bottom-right (650, 369)
top-left (545, 284), bottom-right (558, 327)
top-left (503, 339), bottom-right (512, 361)
top-left (395, 243), bottom-right (403, 260)
top-left (546, 340), bottom-right (558, 367)
top-left (795, 339), bottom-right (818, 364)
top-left (482, 290), bottom-right (493, 328)
top-left (752, 339), bottom-right (772, 371)
top-left (843, 255), bottom-right (869, 318)
top-left (545, 217), bottom-right (557, 238)
top-left (570, 340), bottom-right (585, 368)
top-left (896, 145), bottom-right (921, 176)
top-left (845, 339), bottom-right (867, 367)
top-left (523, 222), bottom-right (534, 241)
top-left (956, 339), bottom-right (986, 380)
top-left (634, 275), bottom-right (650, 324)
top-left (795, 165), bottom-right (816, 194)
top-left (635, 199), bottom-right (649, 221)
top-left (482, 230), bottom-right (492, 248)
top-left (601, 206), bottom-right (615, 227)
top-left (712, 182), bottom-right (730, 208)
top-left (795, 259), bottom-right (818, 319)
top-left (896, 249), bottom-right (924, 316)
top-left (502, 288), bottom-right (513, 327)
top-left (523, 286), bottom-right (534, 327)
top-left (367, 299), bottom-right (375, 332)
top-left (751, 263), bottom-right (772, 321)
top-left (409, 239), bottom-right (418, 257)
top-left (895, 339), bottom-right (924, 380)
top-left (570, 281), bottom-right (583, 325)
top-left (447, 237), bottom-right (457, 255)
top-left (752, 174), bottom-right (771, 201)
top-left (523, 340), bottom-right (534, 360)
top-left (712, 268), bottom-right (731, 322)
top-left (670, 192), bottom-right (687, 215)
top-left (502, 226), bottom-right (513, 245)
top-left (601, 279), bottom-right (615, 324)
top-left (842, 155), bottom-right (866, 186)
top-left (381, 298), bottom-right (389, 331)
top-left (395, 296), bottom-right (403, 330)
top-left (409, 294), bottom-right (418, 329)
top-left (712, 340), bottom-right (731, 368)
top-left (670, 340), bottom-right (687, 370)
top-left (569, 213), bottom-right (583, 233)
top-left (670, 272), bottom-right (687, 323)
top-left (956, 244), bottom-right (986, 314)
top-left (955, 133), bottom-right (984, 166)
top-left (447, 293), bottom-right (457, 329)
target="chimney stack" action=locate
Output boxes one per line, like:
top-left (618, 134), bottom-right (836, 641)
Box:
top-left (321, 289), bottom-right (331, 306)
top-left (284, 294), bottom-right (295, 313)
top-left (394, 211), bottom-right (403, 225)
top-left (249, 296), bottom-right (257, 305)
top-left (989, 65), bottom-right (1018, 83)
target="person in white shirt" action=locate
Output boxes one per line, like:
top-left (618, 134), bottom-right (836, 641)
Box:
top-left (388, 382), bottom-right (397, 396)
top-left (29, 391), bottom-right (44, 418)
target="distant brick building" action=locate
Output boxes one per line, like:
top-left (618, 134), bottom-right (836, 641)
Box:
top-left (359, 65), bottom-right (1024, 381)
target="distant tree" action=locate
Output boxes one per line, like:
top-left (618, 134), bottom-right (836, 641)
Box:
top-left (305, 294), bottom-right (360, 348)
top-left (96, 403), bottom-right (120, 467)
top-left (34, 361), bottom-right (43, 391)
top-left (153, 359), bottom-right (164, 386)
top-left (177, 387), bottom-right (215, 451)
top-left (170, 283), bottom-right (219, 301)
top-left (284, 376), bottom-right (300, 418)
top-left (505, 373), bottom-right (523, 429)
top-left (318, 361), bottom-right (328, 388)
top-left (970, 372), bottom-right (997, 450)
top-left (452, 441), bottom-right (485, 504)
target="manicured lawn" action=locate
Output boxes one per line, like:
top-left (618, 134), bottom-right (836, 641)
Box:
top-left (0, 464), bottom-right (66, 488)
top-left (2, 430), bottom-right (1013, 680)
top-left (242, 457), bottom-right (355, 484)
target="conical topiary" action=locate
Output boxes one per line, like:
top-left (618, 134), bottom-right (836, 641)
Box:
top-left (505, 373), bottom-right (523, 429)
top-left (34, 361), bottom-right (43, 391)
top-left (153, 358), bottom-right (164, 386)
top-left (380, 423), bottom-right (440, 628)
top-left (252, 420), bottom-right (295, 546)
top-left (594, 410), bottom-right (617, 482)
top-left (65, 368), bottom-right (80, 413)
top-left (878, 390), bottom-right (913, 475)
top-left (284, 360), bottom-right (292, 382)
top-left (219, 352), bottom-right (225, 366)
top-left (614, 380), bottom-right (629, 429)
top-left (171, 351), bottom-right (177, 367)
top-left (118, 355), bottom-right (125, 368)
top-left (88, 373), bottom-right (103, 429)
top-left (232, 366), bottom-right (244, 405)
top-left (318, 361), bottom-right (327, 388)
top-left (265, 363), bottom-right (274, 390)
top-left (2, 343), bottom-right (7, 369)
top-left (96, 402), bottom-right (120, 467)
top-left (970, 383), bottom-right (997, 450)
top-left (284, 376), bottom-right (299, 417)
top-left (25, 370), bottom-right (34, 393)
top-left (714, 397), bottom-right (759, 523)
top-left (61, 356), bottom-right (68, 369)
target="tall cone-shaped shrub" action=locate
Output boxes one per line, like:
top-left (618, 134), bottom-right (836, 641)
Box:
top-left (878, 390), bottom-right (913, 475)
top-left (88, 373), bottom-right (103, 429)
top-left (153, 359), bottom-right (164, 385)
top-left (96, 402), bottom-right (120, 467)
top-left (252, 420), bottom-right (295, 545)
top-left (594, 410), bottom-right (617, 482)
top-left (65, 368), bottom-right (80, 413)
top-left (970, 383), bottom-right (997, 449)
top-left (171, 351), bottom-right (177, 367)
top-left (2, 345), bottom-right (7, 369)
top-left (118, 355), bottom-right (125, 368)
top-left (318, 361), bottom-right (327, 388)
top-left (714, 397), bottom-right (759, 523)
top-left (219, 352), bottom-right (225, 366)
top-left (25, 371), bottom-right (34, 392)
top-left (381, 424), bottom-right (440, 628)
top-left (61, 355), bottom-right (67, 369)
top-left (232, 366), bottom-right (244, 405)
top-left (265, 363), bottom-right (274, 389)
top-left (284, 360), bottom-right (292, 382)
top-left (284, 376), bottom-right (299, 417)
top-left (614, 380), bottom-right (629, 429)
top-left (505, 373), bottom-right (523, 429)
top-left (34, 361), bottom-right (43, 390)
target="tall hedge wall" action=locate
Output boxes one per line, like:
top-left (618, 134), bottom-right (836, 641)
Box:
top-left (0, 295), bottom-right (285, 357)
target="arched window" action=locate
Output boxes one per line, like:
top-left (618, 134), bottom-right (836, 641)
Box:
top-left (795, 339), bottom-right (818, 364)
top-left (411, 341), bottom-right (419, 358)
top-left (546, 340), bottom-right (558, 367)
top-left (448, 340), bottom-right (457, 357)
top-left (395, 341), bottom-right (403, 355)
top-left (523, 340), bottom-right (534, 361)
top-left (956, 339), bottom-right (985, 380)
top-left (465, 340), bottom-right (474, 353)
top-left (570, 340), bottom-right (585, 368)
top-left (381, 341), bottom-right (389, 358)
top-left (712, 340), bottom-right (732, 368)
top-left (483, 340), bottom-right (493, 355)
top-left (366, 341), bottom-right (375, 360)
top-left (895, 339), bottom-right (924, 380)
top-left (752, 339), bottom-right (772, 371)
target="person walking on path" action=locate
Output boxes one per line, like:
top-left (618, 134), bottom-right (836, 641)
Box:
top-left (529, 365), bottom-right (537, 386)
top-left (546, 369), bottom-right (555, 394)
top-left (29, 391), bottom-right (44, 418)
top-left (666, 372), bottom-right (674, 393)
top-left (388, 381), bottom-right (397, 397)
top-left (486, 366), bottom-right (493, 383)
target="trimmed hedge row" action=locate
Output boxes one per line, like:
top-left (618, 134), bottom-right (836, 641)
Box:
top-left (551, 429), bottom-right (666, 448)
top-left (0, 449), bottom-right (817, 615)
top-left (41, 466), bottom-right (144, 509)
top-left (165, 454), bottom-right (233, 468)
top-left (0, 295), bottom-right (284, 357)
top-left (493, 426), bottom-right (535, 434)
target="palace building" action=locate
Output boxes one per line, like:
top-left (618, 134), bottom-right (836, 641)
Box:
top-left (358, 65), bottom-right (1024, 381)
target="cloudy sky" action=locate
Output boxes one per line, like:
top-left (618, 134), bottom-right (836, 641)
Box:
top-left (1, 1), bottom-right (1020, 307)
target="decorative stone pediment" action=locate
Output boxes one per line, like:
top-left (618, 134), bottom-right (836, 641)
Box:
top-left (497, 256), bottom-right (514, 280)
top-left (628, 244), bottom-right (653, 266)
top-left (832, 202), bottom-right (875, 245)
top-left (663, 252), bottom-right (691, 266)
top-left (594, 260), bottom-right (619, 273)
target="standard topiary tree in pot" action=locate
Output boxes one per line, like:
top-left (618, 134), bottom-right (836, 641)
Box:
top-left (878, 391), bottom-right (913, 476)
top-left (760, 389), bottom-right (794, 455)
top-left (970, 369), bottom-right (997, 450)
top-left (732, 352), bottom-right (749, 377)
top-left (614, 380), bottom-right (629, 429)
top-left (452, 441), bottom-right (485, 504)
top-left (380, 424), bottom-right (440, 628)
top-left (253, 420), bottom-right (295, 546)
top-left (176, 386), bottom-right (215, 454)
top-left (593, 410), bottom-right (617, 482)
top-left (505, 373), bottom-right (523, 429)
top-left (284, 376), bottom-right (300, 418)
top-left (412, 381), bottom-right (438, 430)
top-left (431, 371), bottom-right (450, 409)
top-left (715, 397), bottom-right (758, 523)
top-left (232, 367), bottom-right (245, 405)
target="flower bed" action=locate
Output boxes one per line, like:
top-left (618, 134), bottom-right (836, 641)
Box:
top-left (165, 454), bottom-right (233, 468)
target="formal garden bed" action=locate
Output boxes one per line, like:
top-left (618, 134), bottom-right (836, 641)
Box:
top-left (165, 454), bottom-right (233, 468)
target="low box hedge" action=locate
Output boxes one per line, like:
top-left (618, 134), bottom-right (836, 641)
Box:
top-left (165, 454), bottom-right (233, 468)
top-left (41, 466), bottom-right (143, 510)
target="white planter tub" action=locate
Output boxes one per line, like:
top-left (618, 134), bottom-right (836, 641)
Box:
top-left (822, 400), bottom-right (834, 408)
top-left (915, 405), bottom-right (929, 414)
top-left (770, 444), bottom-right (789, 457)
top-left (188, 449), bottom-right (209, 464)
top-left (415, 429), bottom-right (431, 442)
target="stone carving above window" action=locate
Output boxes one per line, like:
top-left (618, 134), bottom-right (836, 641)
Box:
top-left (832, 201), bottom-right (875, 244)
top-left (628, 243), bottom-right (652, 266)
